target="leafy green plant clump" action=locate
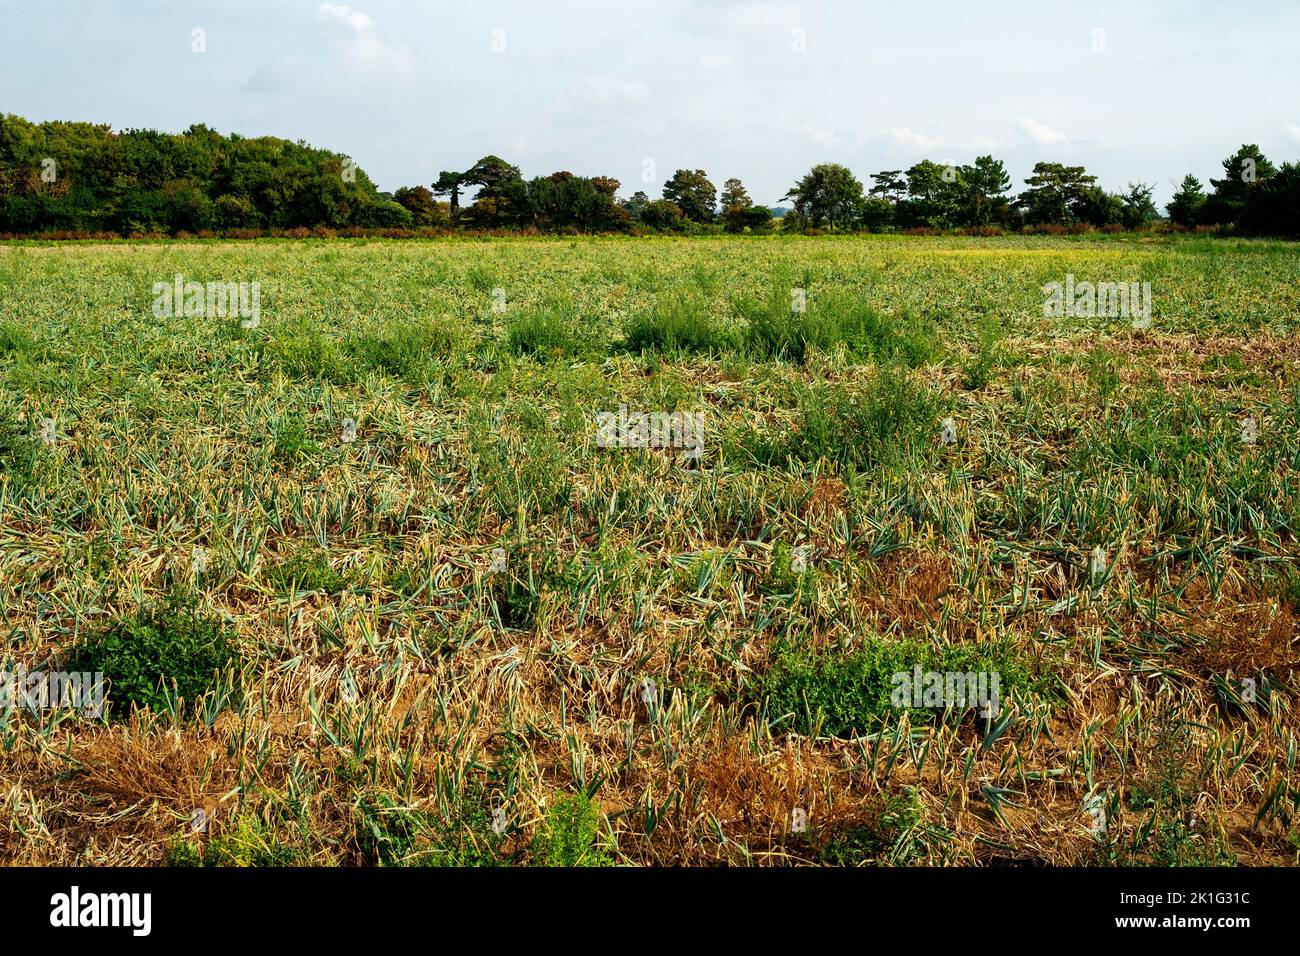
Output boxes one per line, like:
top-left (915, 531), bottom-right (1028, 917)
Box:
top-left (531, 793), bottom-right (613, 867)
top-left (271, 411), bottom-right (322, 464)
top-left (819, 791), bottom-right (926, 866)
top-left (66, 590), bottom-right (240, 716)
top-left (756, 636), bottom-right (1040, 738)
top-left (167, 814), bottom-right (306, 867)
top-left (267, 547), bottom-right (350, 594)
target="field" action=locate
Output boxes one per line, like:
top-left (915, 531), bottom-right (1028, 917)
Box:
top-left (1, 234), bottom-right (1298, 867)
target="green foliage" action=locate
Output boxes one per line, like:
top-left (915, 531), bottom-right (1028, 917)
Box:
top-left (1167, 174), bottom-right (1207, 228)
top-left (1205, 144), bottom-right (1277, 226)
top-left (267, 547), bottom-right (350, 594)
top-left (961, 316), bottom-right (1006, 390)
top-left (354, 791), bottom-right (504, 867)
top-left (463, 378), bottom-right (584, 523)
top-left (958, 155), bottom-right (1015, 227)
top-left (1, 112), bottom-right (1295, 236)
top-left (531, 793), bottom-right (613, 866)
top-left (1016, 162), bottom-right (1099, 226)
top-left (66, 590), bottom-right (240, 716)
top-left (718, 177), bottom-right (773, 233)
top-left (1070, 385), bottom-right (1300, 537)
top-left (1120, 182), bottom-right (1159, 230)
top-left (167, 814), bottom-right (307, 867)
top-left (1239, 161), bottom-right (1300, 239)
top-left (898, 159), bottom-right (966, 229)
top-left (1105, 710), bottom-right (1237, 866)
top-left (662, 169), bottom-right (717, 223)
top-left (640, 199), bottom-right (687, 231)
top-left (783, 163), bottom-right (865, 230)
top-left (740, 288), bottom-right (939, 365)
top-left (349, 317), bottom-right (470, 385)
top-left (505, 305), bottom-right (587, 358)
top-left (755, 636), bottom-right (1037, 738)
top-left (271, 412), bottom-right (321, 464)
top-left (392, 185), bottom-right (448, 228)
top-left (819, 791), bottom-right (925, 865)
top-left (719, 177), bottom-right (752, 233)
top-left (528, 171), bottom-right (628, 232)
top-left (0, 397), bottom-right (39, 490)
top-left (734, 367), bottom-right (940, 472)
top-left (164, 837), bottom-right (204, 866)
top-left (258, 321), bottom-right (359, 384)
top-left (756, 542), bottom-right (819, 615)
top-left (740, 204), bottom-right (774, 232)
top-left (354, 199), bottom-right (414, 229)
top-left (0, 320), bottom-right (35, 358)
top-left (0, 113), bottom-right (388, 234)
top-left (479, 541), bottom-right (579, 630)
top-left (623, 297), bottom-right (736, 354)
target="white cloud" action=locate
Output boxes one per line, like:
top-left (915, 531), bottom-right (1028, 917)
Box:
top-left (318, 4), bottom-right (409, 75)
top-left (1285, 122), bottom-right (1300, 143)
top-left (1017, 117), bottom-right (1067, 145)
top-left (795, 125), bottom-right (839, 148)
top-left (889, 127), bottom-right (943, 151)
top-left (698, 52), bottom-right (731, 69)
top-left (319, 3), bottom-right (371, 32)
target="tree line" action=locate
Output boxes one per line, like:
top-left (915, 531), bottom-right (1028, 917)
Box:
top-left (1, 114), bottom-right (1295, 238)
top-left (775, 147), bottom-right (1296, 237)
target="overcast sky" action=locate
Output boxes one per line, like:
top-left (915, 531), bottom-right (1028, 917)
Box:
top-left (3, 0), bottom-right (1298, 207)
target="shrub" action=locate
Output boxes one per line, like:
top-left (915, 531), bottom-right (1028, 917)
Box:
top-left (639, 199), bottom-right (686, 231)
top-left (271, 412), bottom-right (321, 464)
top-left (66, 590), bottom-right (240, 715)
top-left (531, 794), bottom-right (612, 866)
top-left (755, 635), bottom-right (1037, 738)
